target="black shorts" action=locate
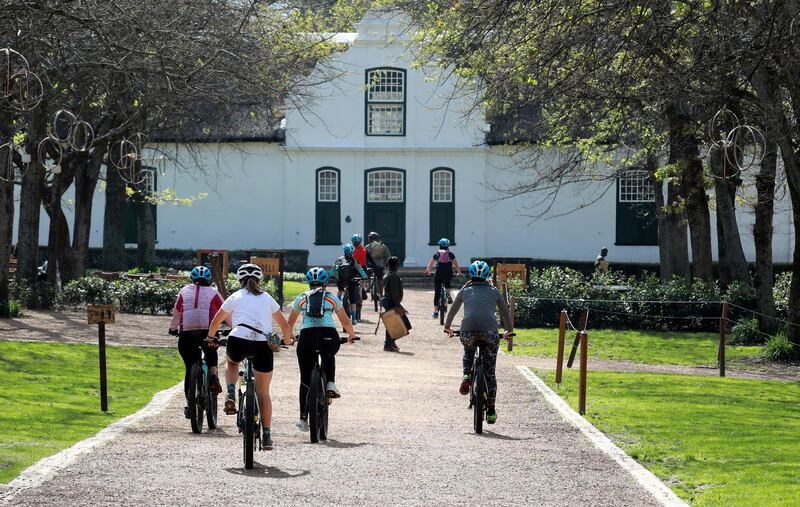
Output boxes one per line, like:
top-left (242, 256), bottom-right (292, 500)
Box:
top-left (225, 336), bottom-right (274, 373)
top-left (336, 279), bottom-right (361, 305)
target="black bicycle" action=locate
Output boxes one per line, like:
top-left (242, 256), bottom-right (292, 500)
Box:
top-left (307, 336), bottom-right (360, 443)
top-left (341, 277), bottom-right (363, 322)
top-left (368, 268), bottom-right (381, 312)
top-left (186, 345), bottom-right (218, 434)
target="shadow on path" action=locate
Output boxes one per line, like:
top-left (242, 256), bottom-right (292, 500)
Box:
top-left (471, 431), bottom-right (537, 442)
top-left (224, 464), bottom-right (311, 479)
top-left (319, 439), bottom-right (371, 449)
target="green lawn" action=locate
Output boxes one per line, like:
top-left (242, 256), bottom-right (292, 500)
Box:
top-left (0, 341), bottom-right (182, 483)
top-left (282, 281), bottom-right (307, 303)
top-left (512, 328), bottom-right (762, 366)
top-left (536, 369), bottom-right (800, 506)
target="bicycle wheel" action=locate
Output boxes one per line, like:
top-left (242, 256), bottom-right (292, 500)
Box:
top-left (473, 363), bottom-right (486, 435)
top-left (206, 379), bottom-right (218, 430)
top-left (308, 366), bottom-right (326, 443)
top-left (439, 289), bottom-right (447, 326)
top-left (187, 363), bottom-right (204, 434)
top-left (243, 373), bottom-right (255, 469)
top-left (373, 278), bottom-right (379, 312)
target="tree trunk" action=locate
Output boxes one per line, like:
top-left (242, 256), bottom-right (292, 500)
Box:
top-left (650, 157), bottom-right (690, 279)
top-left (69, 150), bottom-right (104, 279)
top-left (135, 198), bottom-right (156, 270)
top-left (103, 162), bottom-right (128, 271)
top-left (42, 161), bottom-right (76, 287)
top-left (709, 146), bottom-right (750, 287)
top-left (0, 178), bottom-right (13, 318)
top-left (752, 140), bottom-right (777, 333)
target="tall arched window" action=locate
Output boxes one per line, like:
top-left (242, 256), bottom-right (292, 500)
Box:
top-left (429, 168), bottom-right (455, 245)
top-left (315, 167), bottom-right (341, 245)
top-left (365, 68), bottom-right (406, 136)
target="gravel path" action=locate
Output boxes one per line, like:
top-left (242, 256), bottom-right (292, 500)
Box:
top-left (7, 289), bottom-right (663, 506)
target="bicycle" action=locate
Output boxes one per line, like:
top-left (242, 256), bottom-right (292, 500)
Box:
top-left (186, 344), bottom-right (219, 434)
top-left (433, 272), bottom-right (460, 326)
top-left (367, 268), bottom-right (381, 312)
top-left (448, 330), bottom-right (514, 434)
top-left (306, 336), bottom-right (360, 443)
top-left (341, 277), bottom-right (363, 322)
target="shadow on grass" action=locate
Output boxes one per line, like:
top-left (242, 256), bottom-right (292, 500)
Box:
top-left (225, 464), bottom-right (310, 479)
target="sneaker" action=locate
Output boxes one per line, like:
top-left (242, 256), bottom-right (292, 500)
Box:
top-left (295, 417), bottom-right (309, 432)
top-left (351, 314), bottom-right (358, 326)
top-left (326, 381), bottom-right (341, 398)
top-left (383, 344), bottom-right (400, 352)
top-left (361, 289), bottom-right (368, 300)
top-left (432, 312), bottom-right (439, 319)
top-left (223, 397), bottom-right (236, 415)
top-left (262, 428), bottom-right (274, 450)
top-left (487, 406), bottom-right (497, 424)
top-left (184, 406), bottom-right (191, 419)
top-left (210, 375), bottom-right (222, 395)
top-left (460, 375), bottom-right (471, 396)
top-left (447, 294), bottom-right (453, 304)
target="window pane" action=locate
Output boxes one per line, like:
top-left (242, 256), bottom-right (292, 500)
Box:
top-left (318, 170), bottom-right (338, 202)
top-left (618, 170), bottom-right (655, 202)
top-left (432, 170), bottom-right (452, 203)
top-left (367, 69), bottom-right (404, 102)
top-left (367, 170), bottom-right (404, 202)
top-left (368, 104), bottom-right (404, 135)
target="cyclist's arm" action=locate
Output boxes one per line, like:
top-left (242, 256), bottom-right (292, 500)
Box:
top-left (366, 250), bottom-right (377, 269)
top-left (444, 291), bottom-right (464, 330)
top-left (209, 292), bottom-right (232, 327)
top-left (272, 309), bottom-right (293, 344)
top-left (356, 264), bottom-right (367, 278)
top-left (287, 309), bottom-right (301, 331)
top-left (208, 308), bottom-right (231, 339)
top-left (169, 293), bottom-right (184, 331)
top-left (335, 307), bottom-right (357, 341)
top-left (452, 257), bottom-right (462, 275)
top-left (496, 293), bottom-right (513, 332)
top-left (424, 257), bottom-right (435, 275)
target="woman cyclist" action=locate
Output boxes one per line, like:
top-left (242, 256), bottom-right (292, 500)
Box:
top-left (287, 267), bottom-right (356, 431)
top-left (169, 266), bottom-right (229, 419)
top-left (444, 261), bottom-right (514, 425)
top-left (424, 238), bottom-right (461, 319)
top-left (207, 263), bottom-right (292, 450)
top-left (351, 233), bottom-right (374, 301)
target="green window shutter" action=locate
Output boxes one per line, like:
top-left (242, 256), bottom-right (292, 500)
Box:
top-left (615, 169), bottom-right (658, 246)
top-left (429, 168), bottom-right (455, 245)
top-left (315, 167), bottom-right (341, 245)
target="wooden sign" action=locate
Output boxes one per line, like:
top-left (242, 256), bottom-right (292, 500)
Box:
top-left (496, 263), bottom-right (527, 286)
top-left (196, 249), bottom-right (229, 278)
top-left (250, 257), bottom-right (280, 277)
top-left (87, 304), bottom-right (116, 325)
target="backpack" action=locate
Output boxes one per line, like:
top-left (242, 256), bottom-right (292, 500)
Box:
top-left (370, 241), bottom-right (388, 261)
top-left (337, 257), bottom-right (355, 282)
top-left (305, 288), bottom-right (326, 318)
top-left (437, 249), bottom-right (451, 264)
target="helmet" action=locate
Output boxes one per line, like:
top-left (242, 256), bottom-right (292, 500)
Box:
top-left (469, 260), bottom-right (491, 280)
top-left (438, 238), bottom-right (450, 249)
top-left (351, 233), bottom-right (363, 245)
top-left (343, 243), bottom-right (355, 256)
top-left (305, 267), bottom-right (329, 285)
top-left (236, 263), bottom-right (263, 282)
top-left (367, 231), bottom-right (380, 242)
top-left (190, 266), bottom-right (212, 283)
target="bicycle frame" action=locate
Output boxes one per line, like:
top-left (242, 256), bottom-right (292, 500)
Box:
top-left (237, 357), bottom-right (261, 468)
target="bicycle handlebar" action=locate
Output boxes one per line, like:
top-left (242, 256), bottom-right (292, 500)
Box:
top-left (340, 336), bottom-right (361, 344)
top-left (445, 330), bottom-right (515, 339)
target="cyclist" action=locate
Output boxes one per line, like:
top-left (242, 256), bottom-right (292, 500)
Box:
top-left (331, 243), bottom-right (367, 326)
top-left (366, 231), bottom-right (391, 298)
top-left (381, 256), bottom-right (410, 352)
top-left (444, 260), bottom-right (514, 425)
top-left (207, 263), bottom-right (292, 450)
top-left (169, 266), bottom-right (229, 419)
top-left (424, 238), bottom-right (461, 319)
top-left (287, 267), bottom-right (357, 431)
top-left (351, 233), bottom-right (374, 301)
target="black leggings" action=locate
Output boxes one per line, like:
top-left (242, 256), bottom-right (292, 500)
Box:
top-left (177, 330), bottom-right (218, 399)
top-left (433, 270), bottom-right (454, 306)
top-left (296, 327), bottom-right (341, 417)
top-left (461, 332), bottom-right (500, 405)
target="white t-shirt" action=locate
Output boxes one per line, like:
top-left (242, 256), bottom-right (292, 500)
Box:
top-left (221, 289), bottom-right (281, 342)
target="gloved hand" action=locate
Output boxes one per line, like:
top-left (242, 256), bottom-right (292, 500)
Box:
top-left (168, 328), bottom-right (179, 336)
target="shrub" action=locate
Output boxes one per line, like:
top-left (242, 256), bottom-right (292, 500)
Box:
top-left (730, 318), bottom-right (764, 346)
top-left (9, 301), bottom-right (21, 317)
top-left (763, 333), bottom-right (799, 363)
top-left (773, 272), bottom-right (791, 317)
top-left (284, 272), bottom-right (308, 282)
top-left (58, 277), bottom-right (113, 307)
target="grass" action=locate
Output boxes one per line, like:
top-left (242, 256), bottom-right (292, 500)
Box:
top-left (535, 368), bottom-right (800, 506)
top-left (511, 328), bottom-right (762, 366)
top-left (282, 281), bottom-right (307, 303)
top-left (0, 341), bottom-right (182, 484)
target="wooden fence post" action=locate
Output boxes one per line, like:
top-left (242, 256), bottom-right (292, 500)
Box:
top-left (567, 309), bottom-right (589, 368)
top-left (556, 310), bottom-right (567, 384)
top-left (578, 331), bottom-right (588, 415)
top-left (718, 302), bottom-right (729, 378)
top-left (508, 296), bottom-right (516, 351)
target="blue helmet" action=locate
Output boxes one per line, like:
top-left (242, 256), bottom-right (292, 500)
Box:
top-left (306, 267), bottom-right (329, 285)
top-left (351, 233), bottom-right (363, 245)
top-left (438, 238), bottom-right (450, 249)
top-left (190, 266), bottom-right (212, 283)
top-left (469, 260), bottom-right (491, 280)
top-left (343, 243), bottom-right (355, 256)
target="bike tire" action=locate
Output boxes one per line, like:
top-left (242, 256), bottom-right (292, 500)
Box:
top-left (308, 367), bottom-right (325, 443)
top-left (439, 289), bottom-right (447, 326)
top-left (373, 281), bottom-right (379, 312)
top-left (321, 395), bottom-right (328, 441)
top-left (188, 363), bottom-right (204, 434)
top-left (244, 375), bottom-right (255, 469)
top-left (473, 364), bottom-right (486, 435)
top-left (206, 385), bottom-right (218, 430)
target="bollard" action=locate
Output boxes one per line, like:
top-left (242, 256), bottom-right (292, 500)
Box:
top-left (556, 310), bottom-right (567, 384)
top-left (718, 302), bottom-right (729, 378)
top-left (98, 322), bottom-right (108, 412)
top-left (567, 309), bottom-right (589, 368)
top-left (578, 332), bottom-right (588, 415)
top-left (508, 296), bottom-right (516, 351)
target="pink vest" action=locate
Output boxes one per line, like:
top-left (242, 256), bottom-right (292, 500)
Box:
top-left (179, 285), bottom-right (219, 331)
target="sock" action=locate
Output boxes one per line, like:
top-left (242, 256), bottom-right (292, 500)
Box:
top-left (226, 383), bottom-right (235, 398)
top-left (263, 426), bottom-right (271, 436)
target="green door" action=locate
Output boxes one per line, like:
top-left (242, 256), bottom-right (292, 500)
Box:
top-left (365, 169), bottom-right (406, 262)
top-left (615, 169), bottom-right (658, 246)
top-left (124, 168), bottom-right (157, 244)
top-left (429, 168), bottom-right (455, 245)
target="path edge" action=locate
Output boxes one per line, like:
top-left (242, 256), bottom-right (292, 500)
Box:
top-left (515, 365), bottom-right (688, 507)
top-left (0, 382), bottom-right (183, 505)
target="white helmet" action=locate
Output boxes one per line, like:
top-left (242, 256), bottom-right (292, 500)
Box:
top-left (236, 263), bottom-right (263, 282)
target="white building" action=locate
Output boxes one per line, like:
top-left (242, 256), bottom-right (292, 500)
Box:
top-left (16, 8), bottom-right (795, 267)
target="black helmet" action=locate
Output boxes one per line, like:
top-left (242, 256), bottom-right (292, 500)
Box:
top-left (368, 231), bottom-right (380, 242)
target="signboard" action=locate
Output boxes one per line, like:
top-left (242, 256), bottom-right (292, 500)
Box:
top-left (496, 263), bottom-right (527, 286)
top-left (250, 257), bottom-right (281, 278)
top-left (87, 304), bottom-right (116, 325)
top-left (196, 249), bottom-right (229, 278)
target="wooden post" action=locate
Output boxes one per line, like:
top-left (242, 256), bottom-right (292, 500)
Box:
top-left (578, 331), bottom-right (588, 415)
top-left (556, 310), bottom-right (567, 384)
top-left (507, 296), bottom-right (516, 351)
top-left (278, 252), bottom-right (285, 308)
top-left (210, 253), bottom-right (228, 299)
top-left (99, 321), bottom-right (108, 412)
top-left (567, 309), bottom-right (589, 368)
top-left (719, 302), bottom-right (729, 378)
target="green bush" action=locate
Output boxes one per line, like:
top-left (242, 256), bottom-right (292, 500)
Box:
top-left (9, 301), bottom-right (21, 317)
top-left (773, 272), bottom-right (791, 316)
top-left (58, 277), bottom-right (113, 307)
top-left (730, 318), bottom-right (764, 346)
top-left (284, 272), bottom-right (308, 282)
top-left (763, 333), bottom-right (799, 363)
